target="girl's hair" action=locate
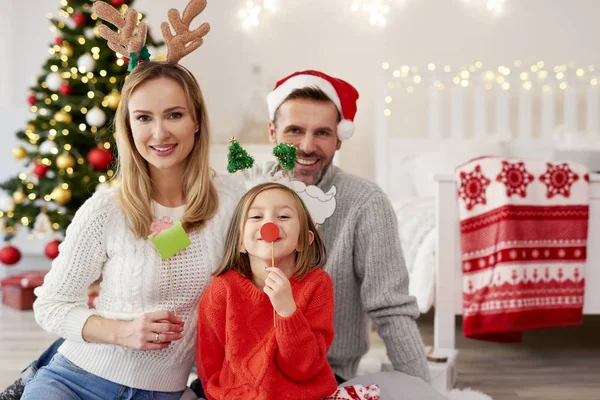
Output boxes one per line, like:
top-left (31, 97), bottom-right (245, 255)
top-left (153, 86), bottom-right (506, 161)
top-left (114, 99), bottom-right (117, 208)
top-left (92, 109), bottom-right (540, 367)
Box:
top-left (113, 61), bottom-right (218, 237)
top-left (214, 182), bottom-right (327, 280)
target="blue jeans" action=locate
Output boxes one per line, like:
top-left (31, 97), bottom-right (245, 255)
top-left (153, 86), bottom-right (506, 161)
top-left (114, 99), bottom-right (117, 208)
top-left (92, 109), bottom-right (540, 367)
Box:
top-left (22, 353), bottom-right (184, 400)
top-left (20, 338), bottom-right (65, 383)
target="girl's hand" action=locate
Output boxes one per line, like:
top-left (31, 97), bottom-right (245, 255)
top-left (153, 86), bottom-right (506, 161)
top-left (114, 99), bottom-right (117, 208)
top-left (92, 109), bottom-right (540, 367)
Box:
top-left (117, 311), bottom-right (184, 351)
top-left (264, 267), bottom-right (297, 317)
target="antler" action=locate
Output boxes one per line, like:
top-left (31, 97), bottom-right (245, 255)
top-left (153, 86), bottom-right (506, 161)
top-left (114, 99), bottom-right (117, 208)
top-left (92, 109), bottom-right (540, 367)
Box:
top-left (93, 2), bottom-right (148, 57)
top-left (161, 0), bottom-right (211, 64)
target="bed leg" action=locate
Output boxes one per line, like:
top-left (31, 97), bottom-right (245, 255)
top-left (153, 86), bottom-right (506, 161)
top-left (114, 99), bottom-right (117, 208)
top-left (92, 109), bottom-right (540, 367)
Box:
top-left (434, 177), bottom-right (458, 350)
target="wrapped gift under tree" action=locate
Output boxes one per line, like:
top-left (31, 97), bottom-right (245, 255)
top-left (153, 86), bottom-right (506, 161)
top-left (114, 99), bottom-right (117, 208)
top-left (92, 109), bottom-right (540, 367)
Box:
top-left (0, 270), bottom-right (47, 310)
top-left (0, 271), bottom-right (101, 310)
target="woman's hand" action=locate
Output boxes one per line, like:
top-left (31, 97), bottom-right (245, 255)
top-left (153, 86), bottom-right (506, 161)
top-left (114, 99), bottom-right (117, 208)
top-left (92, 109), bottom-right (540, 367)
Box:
top-left (117, 311), bottom-right (184, 351)
top-left (264, 267), bottom-right (297, 317)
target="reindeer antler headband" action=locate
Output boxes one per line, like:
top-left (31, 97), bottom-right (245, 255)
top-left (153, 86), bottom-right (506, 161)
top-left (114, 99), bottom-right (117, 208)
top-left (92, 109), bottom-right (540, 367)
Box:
top-left (93, 0), bottom-right (210, 70)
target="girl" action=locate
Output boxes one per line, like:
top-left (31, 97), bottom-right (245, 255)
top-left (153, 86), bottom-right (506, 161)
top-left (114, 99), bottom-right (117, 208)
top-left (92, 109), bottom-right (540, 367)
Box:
top-left (196, 182), bottom-right (339, 400)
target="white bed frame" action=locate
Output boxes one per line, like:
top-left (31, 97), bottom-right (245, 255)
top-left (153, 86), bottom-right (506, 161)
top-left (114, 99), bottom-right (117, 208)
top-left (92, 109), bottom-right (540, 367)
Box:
top-left (374, 70), bottom-right (600, 390)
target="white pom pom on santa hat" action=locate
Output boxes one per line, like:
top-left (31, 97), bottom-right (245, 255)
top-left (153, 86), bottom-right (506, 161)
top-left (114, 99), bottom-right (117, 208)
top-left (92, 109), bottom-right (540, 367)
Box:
top-left (267, 70), bottom-right (359, 141)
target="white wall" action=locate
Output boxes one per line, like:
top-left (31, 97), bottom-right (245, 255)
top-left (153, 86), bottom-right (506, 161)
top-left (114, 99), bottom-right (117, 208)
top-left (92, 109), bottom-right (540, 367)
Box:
top-left (1, 0), bottom-right (599, 254)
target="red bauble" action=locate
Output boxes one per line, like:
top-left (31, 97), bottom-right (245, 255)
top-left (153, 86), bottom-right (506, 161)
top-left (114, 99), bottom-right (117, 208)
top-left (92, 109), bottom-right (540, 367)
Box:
top-left (28, 94), bottom-right (36, 105)
top-left (111, 0), bottom-right (126, 6)
top-left (55, 37), bottom-right (63, 46)
top-left (59, 84), bottom-right (72, 95)
top-left (0, 245), bottom-right (22, 266)
top-left (33, 163), bottom-right (49, 178)
top-left (72, 12), bottom-right (86, 27)
top-left (44, 240), bottom-right (61, 260)
top-left (87, 147), bottom-right (114, 170)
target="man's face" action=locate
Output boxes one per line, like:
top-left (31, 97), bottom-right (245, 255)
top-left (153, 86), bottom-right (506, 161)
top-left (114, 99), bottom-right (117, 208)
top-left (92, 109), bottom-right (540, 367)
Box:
top-left (269, 99), bottom-right (342, 185)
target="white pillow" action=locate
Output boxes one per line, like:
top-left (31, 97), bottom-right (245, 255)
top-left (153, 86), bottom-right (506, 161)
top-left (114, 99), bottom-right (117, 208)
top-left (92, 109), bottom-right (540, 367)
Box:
top-left (553, 127), bottom-right (600, 151)
top-left (408, 139), bottom-right (507, 198)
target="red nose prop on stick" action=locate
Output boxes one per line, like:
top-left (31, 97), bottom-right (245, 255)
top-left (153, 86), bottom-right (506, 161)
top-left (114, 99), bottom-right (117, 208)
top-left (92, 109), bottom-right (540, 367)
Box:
top-left (260, 222), bottom-right (279, 242)
top-left (261, 222), bottom-right (280, 327)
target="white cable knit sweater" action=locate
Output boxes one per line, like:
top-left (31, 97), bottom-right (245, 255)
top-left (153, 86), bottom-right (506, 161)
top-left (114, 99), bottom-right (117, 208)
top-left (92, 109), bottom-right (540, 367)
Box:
top-left (33, 176), bottom-right (238, 392)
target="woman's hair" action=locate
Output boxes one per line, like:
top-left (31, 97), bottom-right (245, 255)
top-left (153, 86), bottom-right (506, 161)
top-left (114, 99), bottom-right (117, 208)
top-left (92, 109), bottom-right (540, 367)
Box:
top-left (113, 61), bottom-right (218, 237)
top-left (214, 182), bottom-right (326, 280)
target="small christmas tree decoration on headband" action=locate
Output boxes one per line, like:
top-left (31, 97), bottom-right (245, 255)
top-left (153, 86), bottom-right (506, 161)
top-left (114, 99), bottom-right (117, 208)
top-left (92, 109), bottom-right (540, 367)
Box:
top-left (227, 138), bottom-right (255, 173)
top-left (272, 143), bottom-right (297, 171)
top-left (225, 139), bottom-right (296, 192)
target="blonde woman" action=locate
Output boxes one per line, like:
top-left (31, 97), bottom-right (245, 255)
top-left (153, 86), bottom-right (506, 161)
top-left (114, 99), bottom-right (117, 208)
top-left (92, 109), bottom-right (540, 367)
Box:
top-left (22, 61), bottom-right (237, 400)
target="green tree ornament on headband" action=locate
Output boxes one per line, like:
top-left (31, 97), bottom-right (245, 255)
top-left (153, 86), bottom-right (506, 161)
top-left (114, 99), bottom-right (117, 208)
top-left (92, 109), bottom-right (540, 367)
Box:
top-left (227, 138), bottom-right (255, 173)
top-left (273, 143), bottom-right (297, 171)
top-left (226, 139), bottom-right (297, 174)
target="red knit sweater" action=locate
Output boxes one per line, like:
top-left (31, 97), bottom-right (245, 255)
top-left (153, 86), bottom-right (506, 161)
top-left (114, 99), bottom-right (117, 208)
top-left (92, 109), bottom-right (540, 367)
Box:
top-left (196, 268), bottom-right (338, 400)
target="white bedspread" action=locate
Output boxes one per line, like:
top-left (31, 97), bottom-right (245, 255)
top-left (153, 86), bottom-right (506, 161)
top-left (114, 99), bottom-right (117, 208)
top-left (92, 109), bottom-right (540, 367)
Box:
top-left (392, 197), bottom-right (436, 313)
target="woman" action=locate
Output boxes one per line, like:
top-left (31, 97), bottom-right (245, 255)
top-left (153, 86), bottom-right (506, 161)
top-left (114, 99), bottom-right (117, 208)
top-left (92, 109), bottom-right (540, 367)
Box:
top-left (21, 61), bottom-right (238, 399)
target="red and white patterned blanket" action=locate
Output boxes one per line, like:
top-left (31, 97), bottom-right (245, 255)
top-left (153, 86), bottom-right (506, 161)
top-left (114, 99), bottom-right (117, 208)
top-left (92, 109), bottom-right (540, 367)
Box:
top-left (455, 157), bottom-right (589, 342)
top-left (325, 384), bottom-right (379, 400)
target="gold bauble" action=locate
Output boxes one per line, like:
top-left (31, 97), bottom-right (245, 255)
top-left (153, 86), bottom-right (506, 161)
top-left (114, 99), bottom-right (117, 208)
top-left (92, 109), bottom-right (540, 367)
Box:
top-left (56, 153), bottom-right (75, 170)
top-left (27, 124), bottom-right (36, 132)
top-left (54, 110), bottom-right (72, 124)
top-left (13, 190), bottom-right (26, 205)
top-left (12, 146), bottom-right (28, 160)
top-left (60, 42), bottom-right (73, 57)
top-left (52, 187), bottom-right (72, 205)
top-left (105, 90), bottom-right (121, 110)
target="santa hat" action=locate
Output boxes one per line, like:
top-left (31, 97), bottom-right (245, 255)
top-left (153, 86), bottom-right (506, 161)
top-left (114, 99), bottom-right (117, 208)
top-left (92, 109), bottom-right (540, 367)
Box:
top-left (267, 70), bottom-right (359, 141)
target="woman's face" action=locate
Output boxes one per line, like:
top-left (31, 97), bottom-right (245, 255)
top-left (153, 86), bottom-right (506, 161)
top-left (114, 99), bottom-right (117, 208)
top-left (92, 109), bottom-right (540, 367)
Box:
top-left (128, 77), bottom-right (198, 176)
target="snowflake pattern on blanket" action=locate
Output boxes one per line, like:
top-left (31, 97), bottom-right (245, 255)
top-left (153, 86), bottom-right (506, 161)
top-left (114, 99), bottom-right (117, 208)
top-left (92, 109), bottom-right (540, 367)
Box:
top-left (455, 156), bottom-right (589, 342)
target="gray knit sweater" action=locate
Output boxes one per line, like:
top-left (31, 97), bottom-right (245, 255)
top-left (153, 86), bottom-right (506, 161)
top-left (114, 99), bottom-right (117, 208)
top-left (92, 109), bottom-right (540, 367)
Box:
top-left (266, 163), bottom-right (430, 382)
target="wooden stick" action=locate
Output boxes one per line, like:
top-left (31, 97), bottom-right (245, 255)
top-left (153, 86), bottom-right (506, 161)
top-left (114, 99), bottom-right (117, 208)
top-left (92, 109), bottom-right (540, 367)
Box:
top-left (272, 242), bottom-right (276, 327)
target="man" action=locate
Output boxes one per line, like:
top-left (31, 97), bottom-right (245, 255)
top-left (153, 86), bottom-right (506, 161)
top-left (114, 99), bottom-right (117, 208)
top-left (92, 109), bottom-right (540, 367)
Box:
top-left (263, 70), bottom-right (430, 383)
top-left (0, 70), bottom-right (429, 400)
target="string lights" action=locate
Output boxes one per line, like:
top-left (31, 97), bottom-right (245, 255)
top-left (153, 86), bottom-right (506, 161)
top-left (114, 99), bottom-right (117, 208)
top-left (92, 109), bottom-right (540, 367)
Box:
top-left (351, 0), bottom-right (397, 27)
top-left (461, 0), bottom-right (507, 16)
top-left (351, 0), bottom-right (507, 27)
top-left (381, 61), bottom-right (599, 96)
top-left (239, 0), bottom-right (277, 30)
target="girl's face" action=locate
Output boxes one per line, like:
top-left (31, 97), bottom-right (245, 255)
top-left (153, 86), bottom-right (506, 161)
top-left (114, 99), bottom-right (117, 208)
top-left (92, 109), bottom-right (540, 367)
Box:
top-left (128, 77), bottom-right (198, 177)
top-left (242, 189), bottom-right (305, 270)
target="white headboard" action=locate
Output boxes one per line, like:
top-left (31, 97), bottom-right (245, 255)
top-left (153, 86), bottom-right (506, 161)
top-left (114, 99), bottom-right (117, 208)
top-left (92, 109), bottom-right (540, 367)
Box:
top-left (375, 65), bottom-right (600, 201)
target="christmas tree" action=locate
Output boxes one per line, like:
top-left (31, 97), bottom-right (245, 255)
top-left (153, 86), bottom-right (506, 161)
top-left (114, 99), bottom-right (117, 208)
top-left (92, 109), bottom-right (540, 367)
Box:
top-left (273, 143), bottom-right (297, 171)
top-left (0, 0), bottom-right (162, 265)
top-left (227, 138), bottom-right (255, 173)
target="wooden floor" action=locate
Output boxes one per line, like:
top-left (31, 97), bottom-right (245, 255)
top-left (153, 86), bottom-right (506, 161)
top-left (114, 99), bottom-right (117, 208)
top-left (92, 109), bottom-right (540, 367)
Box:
top-left (1, 303), bottom-right (599, 399)
top-left (417, 311), bottom-right (600, 400)
top-left (0, 303), bottom-right (57, 389)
